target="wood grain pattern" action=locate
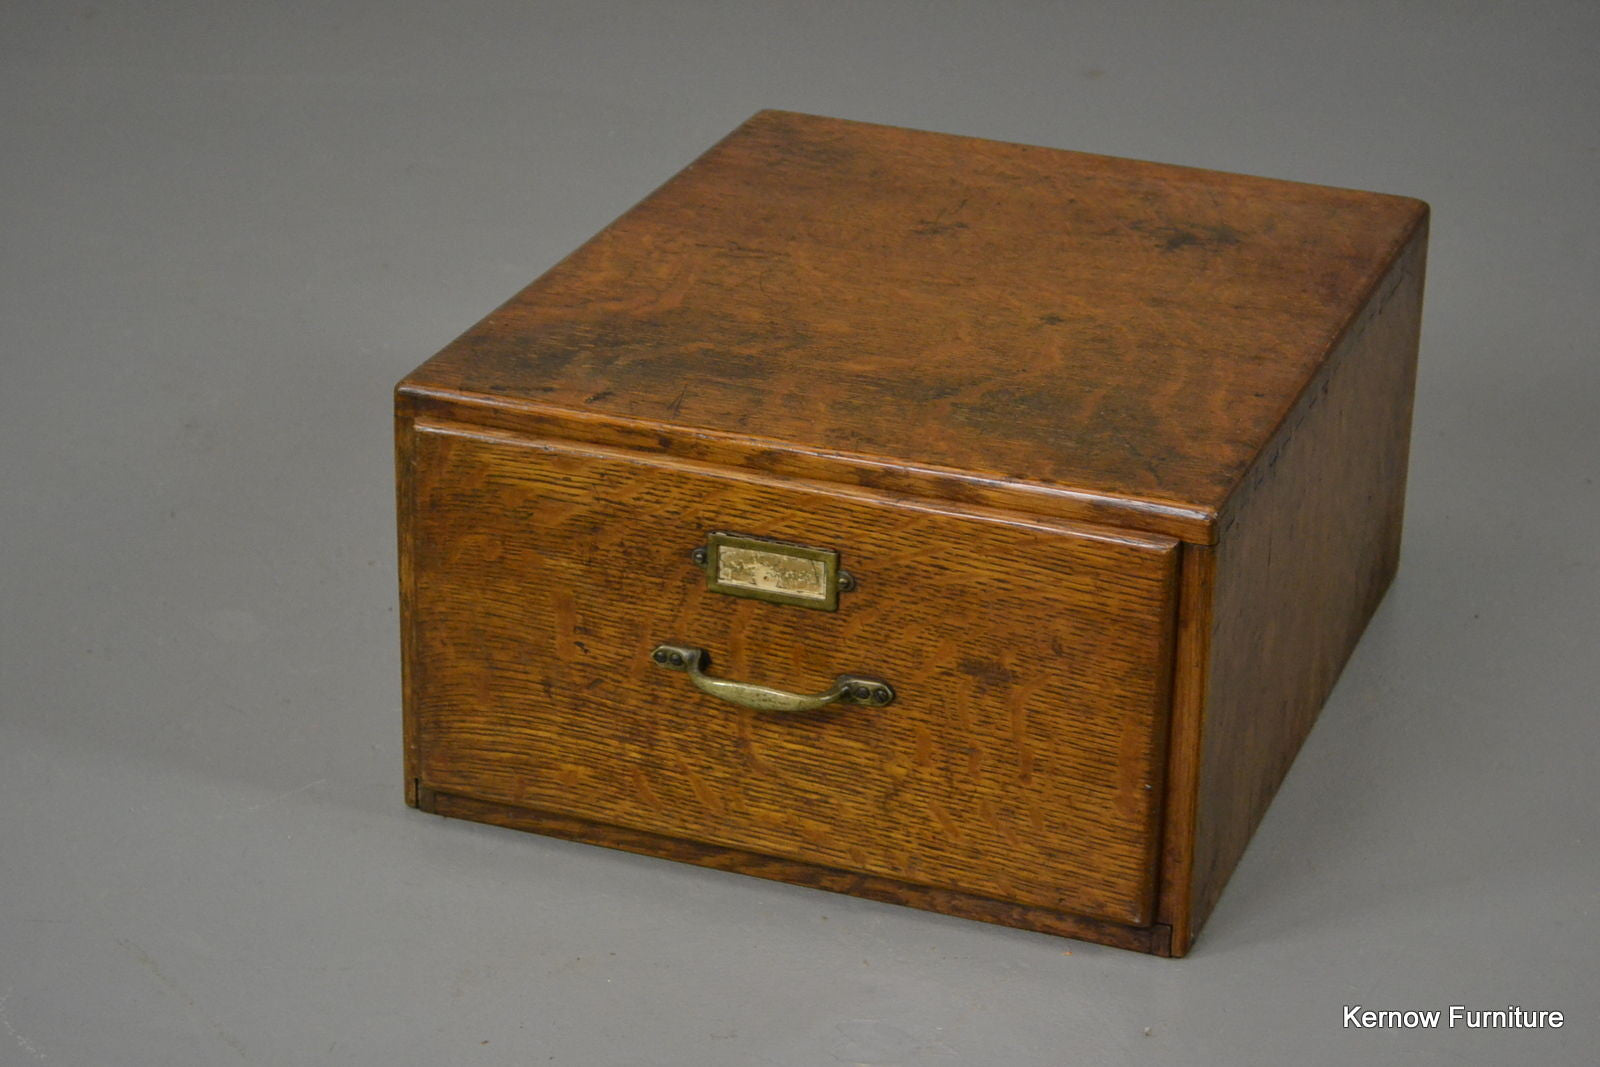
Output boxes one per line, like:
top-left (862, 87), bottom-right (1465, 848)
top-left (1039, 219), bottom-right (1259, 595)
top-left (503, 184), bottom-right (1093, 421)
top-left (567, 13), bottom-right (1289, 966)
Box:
top-left (422, 789), bottom-right (1175, 956)
top-left (396, 385), bottom-right (1214, 544)
top-left (395, 406), bottom-right (422, 805)
top-left (1172, 218), bottom-right (1429, 954)
top-left (393, 110), bottom-right (1429, 955)
top-left (404, 422), bottom-right (1177, 925)
top-left (1155, 541), bottom-right (1215, 953)
top-left (401, 110), bottom-right (1424, 544)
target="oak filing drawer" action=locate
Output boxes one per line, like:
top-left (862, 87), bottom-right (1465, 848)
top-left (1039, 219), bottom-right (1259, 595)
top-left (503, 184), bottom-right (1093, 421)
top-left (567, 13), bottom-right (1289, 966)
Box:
top-left (395, 110), bottom-right (1428, 956)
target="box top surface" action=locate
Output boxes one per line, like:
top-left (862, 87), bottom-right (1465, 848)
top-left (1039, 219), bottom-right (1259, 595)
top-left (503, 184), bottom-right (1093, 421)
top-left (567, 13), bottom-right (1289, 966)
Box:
top-left (401, 110), bottom-right (1425, 541)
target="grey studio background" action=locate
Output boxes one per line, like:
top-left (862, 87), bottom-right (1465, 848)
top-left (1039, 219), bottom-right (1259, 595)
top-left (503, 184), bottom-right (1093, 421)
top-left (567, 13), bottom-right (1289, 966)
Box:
top-left (2, 2), bottom-right (1596, 1064)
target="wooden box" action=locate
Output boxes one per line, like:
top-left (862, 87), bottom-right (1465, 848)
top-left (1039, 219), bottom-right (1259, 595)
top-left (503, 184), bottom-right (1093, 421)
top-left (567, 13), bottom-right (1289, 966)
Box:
top-left (394, 111), bottom-right (1427, 956)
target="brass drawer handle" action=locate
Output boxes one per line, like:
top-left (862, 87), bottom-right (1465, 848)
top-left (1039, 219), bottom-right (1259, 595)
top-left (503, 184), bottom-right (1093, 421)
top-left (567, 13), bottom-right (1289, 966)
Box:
top-left (649, 644), bottom-right (894, 712)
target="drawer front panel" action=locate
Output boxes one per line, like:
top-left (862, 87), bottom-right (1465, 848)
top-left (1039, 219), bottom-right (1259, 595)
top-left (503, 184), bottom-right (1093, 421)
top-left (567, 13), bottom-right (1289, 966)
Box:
top-left (406, 423), bottom-right (1178, 925)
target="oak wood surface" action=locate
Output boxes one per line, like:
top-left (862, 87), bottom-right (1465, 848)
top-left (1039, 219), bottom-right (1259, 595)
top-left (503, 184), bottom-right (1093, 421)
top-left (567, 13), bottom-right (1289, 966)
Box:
top-left (404, 422), bottom-right (1178, 925)
top-left (401, 110), bottom-right (1426, 544)
top-left (1155, 541), bottom-right (1216, 952)
top-left (396, 407), bottom-right (422, 805)
top-left (394, 110), bottom-right (1429, 955)
top-left (1172, 221), bottom-right (1428, 953)
top-left (422, 789), bottom-right (1174, 956)
top-left (396, 384), bottom-right (1215, 544)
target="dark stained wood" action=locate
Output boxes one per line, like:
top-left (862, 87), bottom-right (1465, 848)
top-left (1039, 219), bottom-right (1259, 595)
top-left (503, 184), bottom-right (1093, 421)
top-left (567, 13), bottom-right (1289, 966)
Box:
top-left (402, 109), bottom-right (1425, 545)
top-left (394, 110), bottom-right (1429, 955)
top-left (405, 423), bottom-right (1177, 926)
top-left (421, 788), bottom-right (1176, 956)
top-left (395, 405), bottom-right (422, 807)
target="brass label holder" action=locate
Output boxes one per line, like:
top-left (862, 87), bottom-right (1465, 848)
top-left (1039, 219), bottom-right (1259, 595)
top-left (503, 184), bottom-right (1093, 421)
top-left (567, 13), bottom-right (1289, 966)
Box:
top-left (690, 532), bottom-right (855, 611)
